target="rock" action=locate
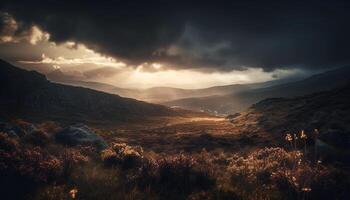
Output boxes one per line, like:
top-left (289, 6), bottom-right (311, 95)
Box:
top-left (22, 124), bottom-right (37, 135)
top-left (55, 123), bottom-right (108, 150)
top-left (4, 130), bottom-right (19, 138)
top-left (0, 122), bottom-right (26, 137)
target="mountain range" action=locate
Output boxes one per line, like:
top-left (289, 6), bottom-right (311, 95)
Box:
top-left (163, 66), bottom-right (350, 115)
top-left (3, 58), bottom-right (350, 124)
top-left (47, 66), bottom-right (350, 116)
top-left (47, 69), bottom-right (301, 103)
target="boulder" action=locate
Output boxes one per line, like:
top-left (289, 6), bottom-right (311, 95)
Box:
top-left (0, 122), bottom-right (26, 137)
top-left (22, 123), bottom-right (37, 135)
top-left (55, 123), bottom-right (108, 150)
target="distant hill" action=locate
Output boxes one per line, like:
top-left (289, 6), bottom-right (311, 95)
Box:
top-left (48, 70), bottom-right (292, 103)
top-left (164, 67), bottom-right (350, 115)
top-left (0, 60), bottom-right (176, 124)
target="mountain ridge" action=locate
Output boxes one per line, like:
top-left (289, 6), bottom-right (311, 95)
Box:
top-left (0, 60), bottom-right (177, 124)
top-left (48, 70), bottom-right (299, 103)
top-left (163, 66), bottom-right (350, 115)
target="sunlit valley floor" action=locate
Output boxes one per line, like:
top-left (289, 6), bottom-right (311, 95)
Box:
top-left (1, 60), bottom-right (350, 200)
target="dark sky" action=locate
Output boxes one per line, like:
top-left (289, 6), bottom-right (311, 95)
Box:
top-left (0, 0), bottom-right (349, 72)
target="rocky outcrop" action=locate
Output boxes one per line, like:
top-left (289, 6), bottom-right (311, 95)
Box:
top-left (0, 122), bottom-right (36, 137)
top-left (55, 123), bottom-right (108, 150)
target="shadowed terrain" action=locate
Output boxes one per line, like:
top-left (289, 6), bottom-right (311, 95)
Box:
top-left (0, 60), bottom-right (180, 124)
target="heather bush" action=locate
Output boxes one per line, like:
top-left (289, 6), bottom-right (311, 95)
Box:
top-left (0, 133), bottom-right (63, 199)
top-left (37, 121), bottom-right (62, 135)
top-left (227, 147), bottom-right (290, 199)
top-left (223, 130), bottom-right (349, 200)
top-left (60, 147), bottom-right (90, 179)
top-left (23, 129), bottom-right (51, 146)
top-left (101, 142), bottom-right (144, 169)
top-left (0, 123), bottom-right (349, 200)
top-left (0, 130), bottom-right (92, 200)
top-left (137, 154), bottom-right (216, 199)
top-left (101, 143), bottom-right (216, 199)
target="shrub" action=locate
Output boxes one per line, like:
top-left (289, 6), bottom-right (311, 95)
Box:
top-left (160, 155), bottom-right (215, 196)
top-left (23, 130), bottom-right (51, 146)
top-left (60, 147), bottom-right (90, 179)
top-left (101, 143), bottom-right (144, 170)
top-left (0, 126), bottom-right (348, 200)
top-left (0, 133), bottom-right (63, 199)
top-left (137, 154), bottom-right (215, 198)
top-left (227, 147), bottom-right (292, 199)
top-left (37, 121), bottom-right (62, 135)
top-left (101, 143), bottom-right (216, 199)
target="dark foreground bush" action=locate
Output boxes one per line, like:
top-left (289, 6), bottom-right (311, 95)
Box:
top-left (1, 123), bottom-right (349, 200)
top-left (0, 133), bottom-right (63, 199)
top-left (101, 143), bottom-right (216, 199)
top-left (137, 154), bottom-right (216, 199)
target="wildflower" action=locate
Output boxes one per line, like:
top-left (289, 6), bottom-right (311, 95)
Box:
top-left (300, 130), bottom-right (307, 140)
top-left (69, 188), bottom-right (78, 199)
top-left (296, 151), bottom-right (303, 157)
top-left (298, 159), bottom-right (302, 165)
top-left (285, 134), bottom-right (293, 141)
top-left (301, 187), bottom-right (312, 192)
top-left (292, 176), bottom-right (299, 187)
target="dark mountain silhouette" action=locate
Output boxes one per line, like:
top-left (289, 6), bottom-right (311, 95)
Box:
top-left (164, 67), bottom-right (350, 115)
top-left (0, 60), bottom-right (176, 123)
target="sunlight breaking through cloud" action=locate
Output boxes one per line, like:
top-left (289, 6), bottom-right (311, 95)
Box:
top-left (0, 12), bottom-right (307, 89)
top-left (103, 67), bottom-right (303, 89)
top-left (20, 53), bottom-right (127, 69)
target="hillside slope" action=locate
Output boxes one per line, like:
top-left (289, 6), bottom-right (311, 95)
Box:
top-left (0, 60), bottom-right (176, 123)
top-left (164, 67), bottom-right (350, 115)
top-left (229, 84), bottom-right (350, 149)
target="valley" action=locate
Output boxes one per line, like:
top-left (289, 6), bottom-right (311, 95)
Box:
top-left (1, 1), bottom-right (350, 199)
top-left (98, 116), bottom-right (241, 154)
top-left (1, 60), bottom-right (350, 200)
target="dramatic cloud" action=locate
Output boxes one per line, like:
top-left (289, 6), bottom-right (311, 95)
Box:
top-left (0, 12), bottom-right (49, 44)
top-left (1, 0), bottom-right (349, 72)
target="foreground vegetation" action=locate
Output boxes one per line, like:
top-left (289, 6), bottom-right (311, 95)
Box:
top-left (0, 120), bottom-right (349, 200)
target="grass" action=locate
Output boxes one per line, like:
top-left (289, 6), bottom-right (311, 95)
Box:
top-left (0, 120), bottom-right (349, 200)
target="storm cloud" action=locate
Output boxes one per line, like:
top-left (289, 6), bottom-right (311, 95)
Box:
top-left (1, 0), bottom-right (349, 72)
